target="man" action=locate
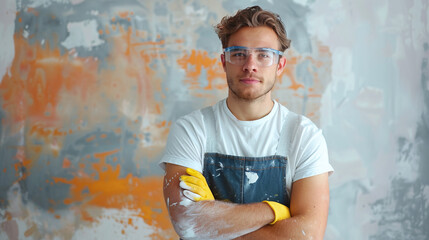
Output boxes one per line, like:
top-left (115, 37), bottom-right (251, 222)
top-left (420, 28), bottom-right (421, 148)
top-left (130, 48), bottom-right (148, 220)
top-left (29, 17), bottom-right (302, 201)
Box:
top-left (160, 5), bottom-right (334, 239)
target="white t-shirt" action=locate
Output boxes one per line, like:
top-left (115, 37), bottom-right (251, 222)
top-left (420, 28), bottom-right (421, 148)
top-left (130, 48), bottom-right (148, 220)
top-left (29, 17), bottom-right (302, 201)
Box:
top-left (160, 99), bottom-right (333, 184)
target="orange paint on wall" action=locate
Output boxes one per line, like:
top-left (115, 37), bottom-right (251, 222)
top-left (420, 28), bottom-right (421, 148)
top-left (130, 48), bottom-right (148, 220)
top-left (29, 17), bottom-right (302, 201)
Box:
top-left (156, 120), bottom-right (166, 128)
top-left (24, 224), bottom-right (38, 237)
top-left (62, 158), bottom-right (71, 168)
top-left (118, 11), bottom-right (132, 18)
top-left (98, 24), bottom-right (166, 122)
top-left (86, 135), bottom-right (96, 142)
top-left (282, 54), bottom-right (305, 91)
top-left (132, 39), bottom-right (165, 47)
top-left (308, 94), bottom-right (322, 98)
top-left (104, 25), bottom-right (110, 35)
top-left (177, 50), bottom-right (225, 90)
top-left (155, 104), bottom-right (161, 114)
top-left (13, 147), bottom-right (33, 183)
top-left (26, 8), bottom-right (39, 16)
top-left (52, 149), bottom-right (173, 236)
top-left (0, 34), bottom-right (98, 123)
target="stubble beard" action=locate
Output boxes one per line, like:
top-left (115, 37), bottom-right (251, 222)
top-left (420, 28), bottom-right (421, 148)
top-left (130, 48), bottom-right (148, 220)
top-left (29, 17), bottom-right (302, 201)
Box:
top-left (227, 76), bottom-right (276, 102)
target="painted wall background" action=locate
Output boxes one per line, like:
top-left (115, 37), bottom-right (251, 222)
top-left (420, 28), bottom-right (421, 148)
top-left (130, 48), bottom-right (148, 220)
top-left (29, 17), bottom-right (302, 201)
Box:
top-left (0, 0), bottom-right (427, 239)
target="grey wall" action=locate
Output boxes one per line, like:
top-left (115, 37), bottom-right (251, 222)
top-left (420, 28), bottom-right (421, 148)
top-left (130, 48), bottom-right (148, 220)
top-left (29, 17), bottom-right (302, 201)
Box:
top-left (0, 0), bottom-right (428, 239)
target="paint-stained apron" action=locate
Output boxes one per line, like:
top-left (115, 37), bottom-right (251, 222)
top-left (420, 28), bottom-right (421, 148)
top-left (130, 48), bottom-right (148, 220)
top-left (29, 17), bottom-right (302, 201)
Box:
top-left (201, 107), bottom-right (292, 207)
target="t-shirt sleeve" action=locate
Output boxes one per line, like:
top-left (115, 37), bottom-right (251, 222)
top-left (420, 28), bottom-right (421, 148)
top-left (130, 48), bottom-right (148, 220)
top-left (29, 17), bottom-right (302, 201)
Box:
top-left (159, 111), bottom-right (205, 173)
top-left (293, 118), bottom-right (334, 182)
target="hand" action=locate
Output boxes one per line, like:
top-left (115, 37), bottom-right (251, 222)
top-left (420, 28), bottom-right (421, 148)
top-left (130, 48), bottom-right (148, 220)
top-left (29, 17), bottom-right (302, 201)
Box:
top-left (263, 201), bottom-right (291, 225)
top-left (180, 168), bottom-right (215, 202)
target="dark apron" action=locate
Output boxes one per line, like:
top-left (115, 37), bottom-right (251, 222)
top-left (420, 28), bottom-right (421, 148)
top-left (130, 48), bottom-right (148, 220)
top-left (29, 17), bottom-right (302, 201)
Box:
top-left (200, 106), bottom-right (291, 207)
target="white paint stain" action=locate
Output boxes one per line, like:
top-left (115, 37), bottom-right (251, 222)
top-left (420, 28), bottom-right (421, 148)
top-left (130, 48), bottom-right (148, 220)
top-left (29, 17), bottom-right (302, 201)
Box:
top-left (22, 30), bottom-right (29, 38)
top-left (180, 225), bottom-right (197, 239)
top-left (163, 172), bottom-right (179, 190)
top-left (179, 197), bottom-right (193, 207)
top-left (27, 0), bottom-right (69, 8)
top-left (245, 172), bottom-right (259, 184)
top-left (72, 208), bottom-right (155, 239)
top-left (0, 183), bottom-right (159, 239)
top-left (61, 19), bottom-right (104, 50)
top-left (184, 5), bottom-right (208, 21)
top-left (216, 162), bottom-right (224, 171)
top-left (292, 0), bottom-right (310, 6)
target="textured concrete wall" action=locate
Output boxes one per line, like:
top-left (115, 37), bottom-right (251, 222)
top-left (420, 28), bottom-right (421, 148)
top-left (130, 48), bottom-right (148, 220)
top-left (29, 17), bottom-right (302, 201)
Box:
top-left (0, 0), bottom-right (427, 239)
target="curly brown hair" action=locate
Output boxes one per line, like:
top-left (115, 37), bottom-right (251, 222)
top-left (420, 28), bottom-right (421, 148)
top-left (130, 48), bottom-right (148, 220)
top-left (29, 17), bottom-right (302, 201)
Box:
top-left (215, 6), bottom-right (291, 52)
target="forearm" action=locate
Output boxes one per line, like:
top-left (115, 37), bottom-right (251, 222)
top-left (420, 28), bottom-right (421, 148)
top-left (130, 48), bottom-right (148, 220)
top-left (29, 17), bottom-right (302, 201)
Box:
top-left (234, 174), bottom-right (330, 240)
top-left (167, 197), bottom-right (274, 239)
top-left (164, 164), bottom-right (326, 239)
top-left (164, 164), bottom-right (276, 239)
top-left (234, 214), bottom-right (325, 240)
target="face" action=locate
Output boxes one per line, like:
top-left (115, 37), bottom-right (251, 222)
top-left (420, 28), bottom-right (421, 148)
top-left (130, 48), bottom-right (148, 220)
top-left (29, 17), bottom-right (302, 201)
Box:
top-left (221, 26), bottom-right (286, 102)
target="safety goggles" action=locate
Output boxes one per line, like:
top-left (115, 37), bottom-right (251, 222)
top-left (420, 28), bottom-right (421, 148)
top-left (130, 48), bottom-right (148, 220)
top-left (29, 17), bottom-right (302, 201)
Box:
top-left (223, 46), bottom-right (283, 67)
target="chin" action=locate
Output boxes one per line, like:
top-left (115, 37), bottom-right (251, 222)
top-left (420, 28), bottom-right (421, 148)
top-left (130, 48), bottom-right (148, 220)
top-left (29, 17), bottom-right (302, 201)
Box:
top-left (233, 92), bottom-right (267, 101)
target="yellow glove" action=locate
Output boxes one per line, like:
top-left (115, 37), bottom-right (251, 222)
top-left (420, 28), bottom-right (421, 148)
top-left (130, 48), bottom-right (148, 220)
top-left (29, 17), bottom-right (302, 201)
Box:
top-left (180, 168), bottom-right (214, 202)
top-left (263, 201), bottom-right (291, 225)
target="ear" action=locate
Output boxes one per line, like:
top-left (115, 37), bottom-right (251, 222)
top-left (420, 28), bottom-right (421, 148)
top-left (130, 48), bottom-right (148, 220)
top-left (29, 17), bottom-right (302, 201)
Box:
top-left (221, 54), bottom-right (227, 72)
top-left (276, 57), bottom-right (287, 76)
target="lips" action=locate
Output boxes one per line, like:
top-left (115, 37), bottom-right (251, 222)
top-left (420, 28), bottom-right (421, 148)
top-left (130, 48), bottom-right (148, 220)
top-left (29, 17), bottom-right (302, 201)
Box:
top-left (239, 77), bottom-right (260, 84)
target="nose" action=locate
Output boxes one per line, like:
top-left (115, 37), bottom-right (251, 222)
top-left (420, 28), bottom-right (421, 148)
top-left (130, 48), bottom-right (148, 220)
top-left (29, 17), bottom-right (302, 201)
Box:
top-left (242, 53), bottom-right (258, 72)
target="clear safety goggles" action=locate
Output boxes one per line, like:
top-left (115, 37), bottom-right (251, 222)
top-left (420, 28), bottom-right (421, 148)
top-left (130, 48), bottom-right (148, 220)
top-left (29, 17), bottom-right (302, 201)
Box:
top-left (223, 46), bottom-right (283, 67)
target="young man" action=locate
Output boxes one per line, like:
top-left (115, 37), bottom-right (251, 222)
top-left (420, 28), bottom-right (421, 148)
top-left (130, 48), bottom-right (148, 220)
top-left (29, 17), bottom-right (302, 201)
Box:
top-left (161, 6), bottom-right (334, 239)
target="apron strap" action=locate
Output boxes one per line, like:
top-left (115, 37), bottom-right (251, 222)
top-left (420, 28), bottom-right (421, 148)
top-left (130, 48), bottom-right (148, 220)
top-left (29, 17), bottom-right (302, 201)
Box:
top-left (276, 110), bottom-right (301, 195)
top-left (276, 110), bottom-right (300, 156)
top-left (201, 106), bottom-right (217, 153)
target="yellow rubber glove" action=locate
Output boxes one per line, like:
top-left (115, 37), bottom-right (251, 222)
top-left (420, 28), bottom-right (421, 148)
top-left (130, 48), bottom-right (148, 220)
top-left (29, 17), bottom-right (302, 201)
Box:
top-left (263, 201), bottom-right (291, 225)
top-left (180, 168), bottom-right (214, 202)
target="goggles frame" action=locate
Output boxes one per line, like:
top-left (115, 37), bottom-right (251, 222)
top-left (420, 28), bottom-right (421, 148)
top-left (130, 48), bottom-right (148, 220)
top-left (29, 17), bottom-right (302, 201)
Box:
top-left (223, 46), bottom-right (283, 67)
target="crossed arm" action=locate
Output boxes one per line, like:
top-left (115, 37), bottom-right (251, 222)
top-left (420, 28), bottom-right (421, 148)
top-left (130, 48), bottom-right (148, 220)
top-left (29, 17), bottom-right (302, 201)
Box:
top-left (163, 163), bottom-right (330, 240)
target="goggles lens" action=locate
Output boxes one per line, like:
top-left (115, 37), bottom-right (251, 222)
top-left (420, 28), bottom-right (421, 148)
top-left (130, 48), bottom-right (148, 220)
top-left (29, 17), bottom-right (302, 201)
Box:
top-left (223, 46), bottom-right (283, 67)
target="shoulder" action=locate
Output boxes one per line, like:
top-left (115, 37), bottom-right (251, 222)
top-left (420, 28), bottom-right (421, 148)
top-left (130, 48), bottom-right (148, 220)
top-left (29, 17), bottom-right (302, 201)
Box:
top-left (174, 100), bottom-right (223, 127)
top-left (173, 108), bottom-right (205, 130)
top-left (298, 115), bottom-right (321, 136)
top-left (161, 107), bottom-right (208, 171)
top-left (276, 104), bottom-right (324, 150)
top-left (277, 104), bottom-right (320, 134)
top-left (278, 107), bottom-right (333, 180)
top-left (169, 102), bottom-right (223, 143)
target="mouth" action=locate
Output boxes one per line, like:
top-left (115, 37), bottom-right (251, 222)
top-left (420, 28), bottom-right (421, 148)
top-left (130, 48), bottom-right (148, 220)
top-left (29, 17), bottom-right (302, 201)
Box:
top-left (239, 77), bottom-right (260, 85)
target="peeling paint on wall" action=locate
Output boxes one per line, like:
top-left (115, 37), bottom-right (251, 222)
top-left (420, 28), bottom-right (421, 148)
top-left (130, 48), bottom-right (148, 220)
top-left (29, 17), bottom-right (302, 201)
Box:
top-left (0, 0), bottom-right (428, 239)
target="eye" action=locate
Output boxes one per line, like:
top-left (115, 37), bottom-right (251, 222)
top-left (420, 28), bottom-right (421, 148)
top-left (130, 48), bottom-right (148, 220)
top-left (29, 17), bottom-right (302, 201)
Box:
top-left (231, 51), bottom-right (247, 58)
top-left (257, 51), bottom-right (272, 59)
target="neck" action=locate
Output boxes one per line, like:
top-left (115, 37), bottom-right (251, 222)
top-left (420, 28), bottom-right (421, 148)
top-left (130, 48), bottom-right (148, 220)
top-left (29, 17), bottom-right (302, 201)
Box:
top-left (226, 93), bottom-right (274, 121)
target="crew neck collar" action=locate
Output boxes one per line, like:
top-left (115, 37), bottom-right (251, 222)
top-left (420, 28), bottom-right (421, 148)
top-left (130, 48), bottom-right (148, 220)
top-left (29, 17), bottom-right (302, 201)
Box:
top-left (221, 99), bottom-right (278, 126)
